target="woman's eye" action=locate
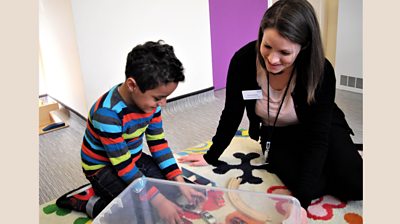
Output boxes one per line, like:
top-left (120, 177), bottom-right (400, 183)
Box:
top-left (281, 51), bottom-right (291, 56)
top-left (154, 97), bottom-right (161, 101)
top-left (264, 45), bottom-right (272, 49)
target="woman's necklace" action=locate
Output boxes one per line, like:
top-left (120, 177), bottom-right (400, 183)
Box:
top-left (264, 68), bottom-right (295, 160)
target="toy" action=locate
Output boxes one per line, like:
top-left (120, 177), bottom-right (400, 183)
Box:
top-left (180, 203), bottom-right (202, 215)
top-left (201, 211), bottom-right (217, 224)
top-left (182, 167), bottom-right (216, 186)
top-left (227, 177), bottom-right (271, 223)
top-left (214, 194), bottom-right (225, 207)
top-left (230, 217), bottom-right (247, 224)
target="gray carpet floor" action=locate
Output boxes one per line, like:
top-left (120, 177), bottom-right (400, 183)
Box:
top-left (39, 88), bottom-right (362, 205)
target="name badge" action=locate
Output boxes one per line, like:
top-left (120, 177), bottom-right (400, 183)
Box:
top-left (242, 90), bottom-right (262, 100)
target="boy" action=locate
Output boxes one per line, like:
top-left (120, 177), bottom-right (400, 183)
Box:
top-left (57, 40), bottom-right (201, 223)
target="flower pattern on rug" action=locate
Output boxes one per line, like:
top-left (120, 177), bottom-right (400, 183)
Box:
top-left (307, 195), bottom-right (346, 220)
top-left (177, 141), bottom-right (212, 156)
top-left (267, 185), bottom-right (293, 215)
top-left (212, 152), bottom-right (268, 184)
top-left (344, 213), bottom-right (363, 224)
top-left (41, 130), bottom-right (361, 224)
top-left (73, 217), bottom-right (92, 224)
top-left (267, 186), bottom-right (350, 222)
top-left (43, 203), bottom-right (71, 216)
top-left (42, 203), bottom-right (92, 224)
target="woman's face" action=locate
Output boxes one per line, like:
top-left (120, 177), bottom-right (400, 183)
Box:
top-left (260, 28), bottom-right (301, 75)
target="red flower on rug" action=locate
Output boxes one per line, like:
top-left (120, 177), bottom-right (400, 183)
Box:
top-left (267, 186), bottom-right (347, 221)
top-left (307, 195), bottom-right (346, 220)
top-left (267, 186), bottom-right (292, 215)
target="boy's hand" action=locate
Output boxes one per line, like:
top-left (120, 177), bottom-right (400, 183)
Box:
top-left (151, 193), bottom-right (184, 224)
top-left (179, 184), bottom-right (206, 205)
top-left (174, 175), bottom-right (206, 204)
top-left (177, 154), bottom-right (208, 166)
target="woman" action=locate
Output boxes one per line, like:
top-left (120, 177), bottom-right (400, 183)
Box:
top-left (179, 0), bottom-right (362, 210)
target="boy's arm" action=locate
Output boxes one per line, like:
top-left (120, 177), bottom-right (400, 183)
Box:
top-left (91, 107), bottom-right (144, 184)
top-left (146, 106), bottom-right (182, 180)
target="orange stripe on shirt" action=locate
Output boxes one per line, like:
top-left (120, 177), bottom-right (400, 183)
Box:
top-left (131, 153), bottom-right (141, 163)
top-left (150, 143), bottom-right (169, 152)
top-left (100, 136), bottom-right (124, 145)
top-left (139, 186), bottom-right (159, 201)
top-left (127, 136), bottom-right (139, 143)
top-left (122, 112), bottom-right (153, 123)
top-left (87, 122), bottom-right (99, 139)
top-left (82, 144), bottom-right (109, 162)
top-left (93, 94), bottom-right (105, 112)
top-left (150, 116), bottom-right (162, 123)
top-left (166, 169), bottom-right (182, 180)
top-left (118, 160), bottom-right (135, 177)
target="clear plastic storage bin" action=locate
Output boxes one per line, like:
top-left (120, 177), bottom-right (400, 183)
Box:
top-left (93, 177), bottom-right (302, 224)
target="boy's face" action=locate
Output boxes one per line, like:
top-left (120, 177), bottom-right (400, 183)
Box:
top-left (128, 79), bottom-right (178, 113)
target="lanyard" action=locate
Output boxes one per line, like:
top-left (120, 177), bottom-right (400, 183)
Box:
top-left (265, 68), bottom-right (295, 155)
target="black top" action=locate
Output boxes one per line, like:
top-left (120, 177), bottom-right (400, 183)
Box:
top-left (204, 40), bottom-right (352, 200)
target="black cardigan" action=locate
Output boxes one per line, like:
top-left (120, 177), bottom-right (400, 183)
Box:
top-left (204, 41), bottom-right (352, 203)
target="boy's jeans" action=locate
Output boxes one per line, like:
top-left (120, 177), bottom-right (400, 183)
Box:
top-left (85, 153), bottom-right (179, 218)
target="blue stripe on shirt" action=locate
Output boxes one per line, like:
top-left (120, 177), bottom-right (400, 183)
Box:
top-left (104, 142), bottom-right (126, 152)
top-left (121, 166), bottom-right (139, 182)
top-left (158, 158), bottom-right (176, 169)
top-left (81, 152), bottom-right (108, 165)
top-left (103, 85), bottom-right (118, 108)
top-left (92, 120), bottom-right (121, 133)
top-left (96, 108), bottom-right (120, 120)
top-left (152, 149), bottom-right (170, 158)
top-left (129, 145), bottom-right (143, 155)
top-left (124, 117), bottom-right (152, 128)
top-left (148, 122), bottom-right (162, 129)
top-left (84, 134), bottom-right (104, 151)
top-left (112, 101), bottom-right (127, 113)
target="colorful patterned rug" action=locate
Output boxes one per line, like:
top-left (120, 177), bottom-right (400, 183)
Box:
top-left (39, 129), bottom-right (362, 224)
top-left (175, 129), bottom-right (363, 224)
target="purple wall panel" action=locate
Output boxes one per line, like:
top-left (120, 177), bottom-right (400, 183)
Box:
top-left (209, 0), bottom-right (268, 90)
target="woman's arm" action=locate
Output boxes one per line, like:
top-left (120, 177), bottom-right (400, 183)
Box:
top-left (295, 59), bottom-right (337, 207)
top-left (203, 48), bottom-right (252, 166)
top-left (179, 41), bottom-right (258, 167)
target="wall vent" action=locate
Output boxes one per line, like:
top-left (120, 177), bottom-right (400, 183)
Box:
top-left (340, 75), bottom-right (363, 89)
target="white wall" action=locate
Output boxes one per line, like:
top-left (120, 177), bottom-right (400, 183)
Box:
top-left (335, 0), bottom-right (362, 92)
top-left (71, 0), bottom-right (213, 113)
top-left (39, 48), bottom-right (47, 96)
top-left (39, 0), bottom-right (88, 115)
top-left (39, 0), bottom-right (213, 116)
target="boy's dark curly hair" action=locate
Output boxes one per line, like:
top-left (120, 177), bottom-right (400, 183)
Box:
top-left (125, 40), bottom-right (185, 92)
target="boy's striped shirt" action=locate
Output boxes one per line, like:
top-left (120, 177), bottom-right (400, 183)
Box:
top-left (81, 84), bottom-right (181, 184)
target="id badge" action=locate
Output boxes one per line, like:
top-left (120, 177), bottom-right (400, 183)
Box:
top-left (242, 90), bottom-right (262, 100)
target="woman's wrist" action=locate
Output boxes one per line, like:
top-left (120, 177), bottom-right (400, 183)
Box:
top-left (202, 153), bottom-right (212, 164)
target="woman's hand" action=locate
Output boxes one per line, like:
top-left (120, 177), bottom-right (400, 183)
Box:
top-left (151, 193), bottom-right (184, 224)
top-left (177, 154), bottom-right (208, 166)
